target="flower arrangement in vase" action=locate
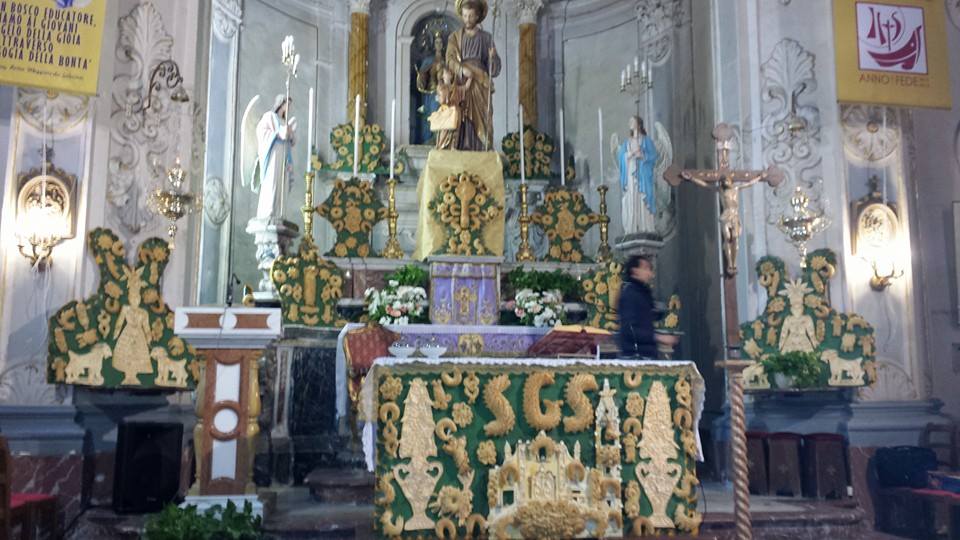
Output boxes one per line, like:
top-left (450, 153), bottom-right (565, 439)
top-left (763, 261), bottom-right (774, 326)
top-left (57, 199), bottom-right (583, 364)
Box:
top-left (508, 288), bottom-right (564, 328)
top-left (363, 279), bottom-right (429, 325)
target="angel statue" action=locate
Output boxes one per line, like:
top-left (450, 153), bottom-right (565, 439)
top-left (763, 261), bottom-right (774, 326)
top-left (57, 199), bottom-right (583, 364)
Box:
top-left (612, 116), bottom-right (672, 236)
top-left (240, 94), bottom-right (298, 220)
top-left (446, 0), bottom-right (501, 151)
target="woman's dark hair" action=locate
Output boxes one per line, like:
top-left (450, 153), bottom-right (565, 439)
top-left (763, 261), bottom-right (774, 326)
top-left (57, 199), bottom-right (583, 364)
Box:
top-left (632, 115), bottom-right (648, 137)
top-left (624, 255), bottom-right (652, 278)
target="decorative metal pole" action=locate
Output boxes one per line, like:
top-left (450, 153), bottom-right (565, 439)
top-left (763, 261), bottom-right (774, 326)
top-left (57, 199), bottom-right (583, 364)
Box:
top-left (382, 177), bottom-right (404, 259)
top-left (595, 184), bottom-right (612, 262)
top-left (516, 183), bottom-right (535, 262)
top-left (302, 169), bottom-right (315, 243)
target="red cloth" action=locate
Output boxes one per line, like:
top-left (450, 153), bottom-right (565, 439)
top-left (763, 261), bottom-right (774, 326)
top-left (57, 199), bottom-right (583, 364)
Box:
top-left (10, 493), bottom-right (56, 509)
top-left (912, 488), bottom-right (960, 501)
top-left (344, 325), bottom-right (398, 376)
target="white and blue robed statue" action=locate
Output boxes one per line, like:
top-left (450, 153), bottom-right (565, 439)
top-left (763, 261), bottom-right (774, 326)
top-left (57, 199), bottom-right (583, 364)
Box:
top-left (241, 94), bottom-right (298, 220)
top-left (615, 115), bottom-right (658, 235)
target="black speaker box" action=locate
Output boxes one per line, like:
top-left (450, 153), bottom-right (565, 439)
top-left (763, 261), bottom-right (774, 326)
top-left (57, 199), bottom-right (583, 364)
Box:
top-left (113, 421), bottom-right (183, 513)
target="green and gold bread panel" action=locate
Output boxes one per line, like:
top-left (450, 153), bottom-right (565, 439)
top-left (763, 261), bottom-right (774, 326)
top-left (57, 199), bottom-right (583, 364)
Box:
top-left (502, 126), bottom-right (555, 180)
top-left (581, 262), bottom-right (623, 331)
top-left (531, 188), bottom-right (600, 263)
top-left (47, 228), bottom-right (198, 389)
top-left (316, 178), bottom-right (387, 258)
top-left (740, 249), bottom-right (877, 389)
top-left (372, 363), bottom-right (701, 538)
top-left (272, 237), bottom-right (346, 327)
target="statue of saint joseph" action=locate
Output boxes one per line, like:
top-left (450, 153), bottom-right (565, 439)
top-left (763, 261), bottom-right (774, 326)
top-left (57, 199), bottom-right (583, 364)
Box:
top-left (445, 0), bottom-right (501, 151)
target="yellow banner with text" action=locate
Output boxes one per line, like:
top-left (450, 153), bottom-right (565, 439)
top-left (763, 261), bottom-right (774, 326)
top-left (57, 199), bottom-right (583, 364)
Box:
top-left (0, 0), bottom-right (105, 96)
top-left (833, 0), bottom-right (952, 109)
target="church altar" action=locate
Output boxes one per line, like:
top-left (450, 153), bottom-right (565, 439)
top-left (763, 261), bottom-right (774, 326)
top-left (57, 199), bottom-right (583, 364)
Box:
top-left (359, 356), bottom-right (704, 538)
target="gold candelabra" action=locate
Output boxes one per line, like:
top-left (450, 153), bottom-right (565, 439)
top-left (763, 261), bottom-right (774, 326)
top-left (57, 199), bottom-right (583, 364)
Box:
top-left (595, 184), bottom-right (612, 262)
top-left (302, 170), bottom-right (315, 243)
top-left (382, 177), bottom-right (405, 259)
top-left (515, 183), bottom-right (535, 262)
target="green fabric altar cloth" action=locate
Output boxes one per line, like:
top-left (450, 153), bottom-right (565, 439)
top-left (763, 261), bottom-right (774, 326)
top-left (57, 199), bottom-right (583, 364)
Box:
top-left (361, 357), bottom-right (704, 538)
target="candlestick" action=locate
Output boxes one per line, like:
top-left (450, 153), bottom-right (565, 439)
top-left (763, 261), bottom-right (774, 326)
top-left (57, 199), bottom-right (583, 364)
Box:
top-left (307, 87), bottom-right (315, 169)
top-left (389, 98), bottom-right (396, 179)
top-left (352, 93), bottom-right (361, 178)
top-left (516, 183), bottom-right (535, 262)
top-left (382, 177), bottom-right (404, 259)
top-left (598, 108), bottom-right (604, 185)
top-left (559, 108), bottom-right (566, 186)
top-left (519, 104), bottom-right (526, 184)
top-left (596, 184), bottom-right (612, 262)
top-left (302, 170), bottom-right (315, 243)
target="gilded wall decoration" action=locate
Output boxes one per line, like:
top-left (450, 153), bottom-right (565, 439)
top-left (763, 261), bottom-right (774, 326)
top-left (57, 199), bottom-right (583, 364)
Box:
top-left (531, 188), bottom-right (599, 263)
top-left (502, 126), bottom-right (555, 179)
top-left (740, 249), bottom-right (877, 390)
top-left (272, 238), bottom-right (345, 327)
top-left (316, 178), bottom-right (387, 258)
top-left (428, 172), bottom-right (503, 256)
top-left (373, 364), bottom-right (702, 538)
top-left (841, 105), bottom-right (900, 163)
top-left (581, 261), bottom-right (623, 330)
top-left (47, 228), bottom-right (198, 389)
top-left (760, 38), bottom-right (826, 225)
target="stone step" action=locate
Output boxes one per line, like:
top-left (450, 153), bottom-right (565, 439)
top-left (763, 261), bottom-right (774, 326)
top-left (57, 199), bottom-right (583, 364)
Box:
top-left (305, 467), bottom-right (375, 504)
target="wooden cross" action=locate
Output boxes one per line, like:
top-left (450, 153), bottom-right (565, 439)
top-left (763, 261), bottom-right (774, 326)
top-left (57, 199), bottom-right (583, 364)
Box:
top-left (664, 123), bottom-right (784, 352)
top-left (663, 123), bottom-right (784, 540)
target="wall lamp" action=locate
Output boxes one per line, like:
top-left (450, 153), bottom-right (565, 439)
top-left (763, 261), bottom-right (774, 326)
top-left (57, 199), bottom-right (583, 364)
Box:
top-left (852, 176), bottom-right (903, 292)
top-left (126, 59), bottom-right (189, 116)
top-left (15, 154), bottom-right (75, 269)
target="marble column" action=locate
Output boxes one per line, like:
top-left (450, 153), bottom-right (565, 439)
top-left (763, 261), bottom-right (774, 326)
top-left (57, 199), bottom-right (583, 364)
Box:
top-left (348, 0), bottom-right (370, 122)
top-left (516, 0), bottom-right (543, 127)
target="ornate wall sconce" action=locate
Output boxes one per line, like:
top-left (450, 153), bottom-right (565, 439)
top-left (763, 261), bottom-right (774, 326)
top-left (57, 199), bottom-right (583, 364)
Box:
top-left (147, 158), bottom-right (201, 248)
top-left (852, 176), bottom-right (903, 291)
top-left (777, 186), bottom-right (829, 266)
top-left (15, 155), bottom-right (76, 269)
top-left (126, 59), bottom-right (189, 116)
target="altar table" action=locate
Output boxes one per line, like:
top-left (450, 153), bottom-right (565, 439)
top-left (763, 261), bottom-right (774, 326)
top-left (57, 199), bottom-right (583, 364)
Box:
top-left (360, 357), bottom-right (705, 538)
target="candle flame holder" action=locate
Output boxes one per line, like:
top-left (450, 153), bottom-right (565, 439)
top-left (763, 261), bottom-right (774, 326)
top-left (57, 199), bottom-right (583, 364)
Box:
top-left (515, 183), bottom-right (536, 262)
top-left (382, 177), bottom-right (405, 259)
top-left (596, 184), bottom-right (613, 263)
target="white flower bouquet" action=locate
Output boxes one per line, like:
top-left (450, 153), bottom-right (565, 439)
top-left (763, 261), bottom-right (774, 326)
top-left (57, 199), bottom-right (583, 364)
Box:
top-left (510, 288), bottom-right (564, 327)
top-left (363, 280), bottom-right (429, 325)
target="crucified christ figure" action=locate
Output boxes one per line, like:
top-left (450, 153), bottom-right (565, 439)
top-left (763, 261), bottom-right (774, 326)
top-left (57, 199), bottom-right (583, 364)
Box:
top-left (664, 123), bottom-right (784, 277)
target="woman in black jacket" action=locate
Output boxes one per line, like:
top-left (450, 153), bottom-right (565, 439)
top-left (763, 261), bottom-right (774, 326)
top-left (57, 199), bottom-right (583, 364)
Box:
top-left (616, 255), bottom-right (658, 358)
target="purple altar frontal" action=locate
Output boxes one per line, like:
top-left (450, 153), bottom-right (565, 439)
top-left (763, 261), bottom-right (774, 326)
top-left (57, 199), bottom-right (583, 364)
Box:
top-left (428, 255), bottom-right (503, 326)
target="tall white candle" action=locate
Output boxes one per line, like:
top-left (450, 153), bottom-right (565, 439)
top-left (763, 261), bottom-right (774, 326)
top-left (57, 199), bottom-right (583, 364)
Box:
top-left (307, 87), bottom-right (315, 169)
top-left (352, 94), bottom-right (361, 177)
top-left (598, 108), bottom-right (604, 185)
top-left (634, 55), bottom-right (640, 73)
top-left (626, 63), bottom-right (632, 81)
top-left (621, 69), bottom-right (626, 88)
top-left (646, 60), bottom-right (653, 84)
top-left (389, 98), bottom-right (396, 180)
top-left (559, 108), bottom-right (566, 187)
top-left (641, 59), bottom-right (647, 81)
top-left (519, 104), bottom-right (526, 184)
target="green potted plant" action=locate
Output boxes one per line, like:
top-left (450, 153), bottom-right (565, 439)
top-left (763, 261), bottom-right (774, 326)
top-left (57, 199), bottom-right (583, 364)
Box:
top-left (143, 500), bottom-right (262, 540)
top-left (760, 351), bottom-right (822, 389)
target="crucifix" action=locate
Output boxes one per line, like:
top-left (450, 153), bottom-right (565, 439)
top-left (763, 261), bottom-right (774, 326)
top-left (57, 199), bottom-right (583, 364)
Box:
top-left (663, 122), bottom-right (784, 540)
